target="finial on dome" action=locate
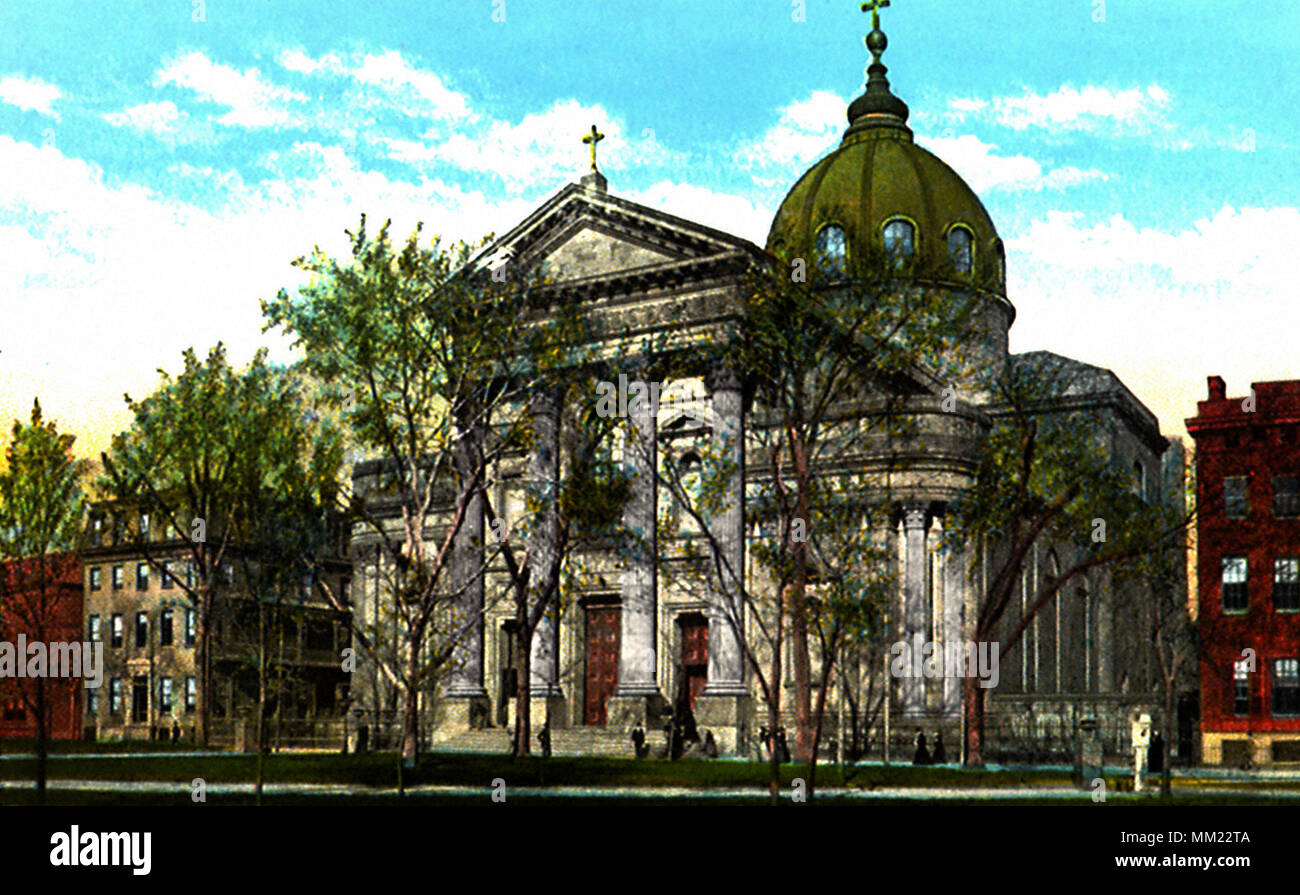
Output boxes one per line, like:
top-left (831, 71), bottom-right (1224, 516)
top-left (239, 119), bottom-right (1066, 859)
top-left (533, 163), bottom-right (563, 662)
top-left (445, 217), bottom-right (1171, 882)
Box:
top-left (846, 0), bottom-right (910, 137)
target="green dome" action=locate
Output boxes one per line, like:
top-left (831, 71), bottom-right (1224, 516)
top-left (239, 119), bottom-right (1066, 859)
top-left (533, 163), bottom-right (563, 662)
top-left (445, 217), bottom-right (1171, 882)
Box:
top-left (766, 28), bottom-right (1006, 297)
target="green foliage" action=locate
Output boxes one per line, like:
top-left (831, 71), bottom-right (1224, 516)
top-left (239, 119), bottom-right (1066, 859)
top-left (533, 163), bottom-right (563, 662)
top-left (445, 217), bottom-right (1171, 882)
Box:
top-left (0, 400), bottom-right (87, 560)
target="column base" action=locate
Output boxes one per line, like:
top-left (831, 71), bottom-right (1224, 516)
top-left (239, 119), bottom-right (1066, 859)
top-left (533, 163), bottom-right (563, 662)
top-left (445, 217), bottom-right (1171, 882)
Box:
top-left (693, 693), bottom-right (752, 755)
top-left (438, 694), bottom-right (491, 736)
top-left (529, 692), bottom-right (569, 730)
top-left (607, 692), bottom-right (667, 730)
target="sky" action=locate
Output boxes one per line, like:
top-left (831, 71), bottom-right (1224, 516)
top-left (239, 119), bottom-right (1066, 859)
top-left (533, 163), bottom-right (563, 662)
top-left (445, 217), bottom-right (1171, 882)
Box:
top-left (1, 0), bottom-right (1297, 458)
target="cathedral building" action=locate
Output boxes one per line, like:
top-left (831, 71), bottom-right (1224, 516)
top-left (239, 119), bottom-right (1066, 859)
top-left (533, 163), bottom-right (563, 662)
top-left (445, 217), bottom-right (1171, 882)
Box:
top-left (349, 12), bottom-right (1185, 759)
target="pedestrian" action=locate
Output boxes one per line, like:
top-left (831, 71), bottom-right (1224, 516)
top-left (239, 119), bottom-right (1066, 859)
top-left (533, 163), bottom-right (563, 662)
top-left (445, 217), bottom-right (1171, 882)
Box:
top-left (932, 730), bottom-right (946, 764)
top-left (912, 730), bottom-right (931, 766)
top-left (539, 722), bottom-right (552, 759)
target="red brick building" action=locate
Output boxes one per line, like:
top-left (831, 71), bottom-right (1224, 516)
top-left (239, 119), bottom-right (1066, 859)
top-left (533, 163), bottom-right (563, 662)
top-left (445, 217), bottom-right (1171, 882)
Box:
top-left (1188, 376), bottom-right (1300, 765)
top-left (0, 553), bottom-right (84, 740)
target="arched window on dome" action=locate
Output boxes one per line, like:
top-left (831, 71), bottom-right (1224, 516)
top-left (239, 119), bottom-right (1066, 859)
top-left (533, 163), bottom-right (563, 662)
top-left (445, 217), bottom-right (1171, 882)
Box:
top-left (882, 218), bottom-right (915, 267)
top-left (815, 224), bottom-right (848, 276)
top-left (947, 226), bottom-right (973, 274)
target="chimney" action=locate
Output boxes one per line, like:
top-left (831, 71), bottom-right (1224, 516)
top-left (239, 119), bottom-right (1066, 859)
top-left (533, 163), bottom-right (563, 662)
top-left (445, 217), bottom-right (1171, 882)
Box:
top-left (1208, 376), bottom-right (1226, 402)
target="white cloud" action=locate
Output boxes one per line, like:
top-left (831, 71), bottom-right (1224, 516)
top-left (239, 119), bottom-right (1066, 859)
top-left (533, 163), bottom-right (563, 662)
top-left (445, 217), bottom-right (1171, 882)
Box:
top-left (920, 133), bottom-right (1108, 194)
top-left (626, 181), bottom-right (773, 246)
top-left (276, 47), bottom-right (474, 123)
top-left (405, 99), bottom-right (681, 191)
top-left (0, 134), bottom-right (543, 456)
top-left (0, 74), bottom-right (63, 118)
top-left (945, 84), bottom-right (1172, 134)
top-left (155, 51), bottom-right (306, 128)
top-left (734, 91), bottom-right (845, 184)
top-left (1006, 205), bottom-right (1300, 437)
top-left (103, 100), bottom-right (183, 134)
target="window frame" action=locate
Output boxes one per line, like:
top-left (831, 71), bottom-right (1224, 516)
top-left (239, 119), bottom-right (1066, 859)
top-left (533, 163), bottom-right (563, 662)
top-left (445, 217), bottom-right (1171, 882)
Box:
top-left (1276, 557), bottom-right (1300, 611)
top-left (134, 611), bottom-right (148, 648)
top-left (160, 608), bottom-right (174, 646)
top-left (882, 216), bottom-right (917, 266)
top-left (814, 223), bottom-right (849, 277)
top-left (1225, 475), bottom-right (1248, 519)
top-left (1222, 556), bottom-right (1249, 612)
top-left (1274, 476), bottom-right (1299, 519)
top-left (946, 223), bottom-right (974, 274)
top-left (1273, 658), bottom-right (1300, 716)
top-left (110, 614), bottom-right (123, 648)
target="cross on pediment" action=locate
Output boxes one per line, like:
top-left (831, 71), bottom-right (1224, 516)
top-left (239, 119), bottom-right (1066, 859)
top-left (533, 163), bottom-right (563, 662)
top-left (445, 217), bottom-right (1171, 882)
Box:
top-left (581, 124), bottom-right (605, 173)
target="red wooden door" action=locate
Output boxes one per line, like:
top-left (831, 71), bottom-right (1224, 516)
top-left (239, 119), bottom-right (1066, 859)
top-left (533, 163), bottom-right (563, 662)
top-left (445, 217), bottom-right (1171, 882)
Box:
top-left (584, 606), bottom-right (620, 725)
top-left (680, 616), bottom-right (708, 709)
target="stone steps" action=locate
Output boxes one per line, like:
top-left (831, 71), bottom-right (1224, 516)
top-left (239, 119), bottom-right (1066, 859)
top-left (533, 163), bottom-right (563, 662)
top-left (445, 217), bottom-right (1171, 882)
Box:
top-left (434, 725), bottom-right (665, 757)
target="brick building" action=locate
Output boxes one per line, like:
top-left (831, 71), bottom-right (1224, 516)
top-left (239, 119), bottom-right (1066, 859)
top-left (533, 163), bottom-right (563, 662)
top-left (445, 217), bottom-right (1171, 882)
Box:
top-left (1189, 375), bottom-right (1300, 765)
top-left (0, 553), bottom-right (84, 740)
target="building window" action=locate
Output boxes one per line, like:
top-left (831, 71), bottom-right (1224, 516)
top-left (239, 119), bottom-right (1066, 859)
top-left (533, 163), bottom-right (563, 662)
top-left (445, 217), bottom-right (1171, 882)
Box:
top-left (135, 612), bottom-right (148, 648)
top-left (1274, 477), bottom-right (1299, 518)
top-left (91, 517), bottom-right (104, 547)
top-left (140, 512), bottom-right (151, 539)
top-left (160, 609), bottom-right (174, 646)
top-left (1222, 556), bottom-right (1248, 611)
top-left (185, 677), bottom-right (196, 713)
top-left (110, 614), bottom-right (123, 648)
top-left (1274, 659), bottom-right (1300, 715)
top-left (814, 224), bottom-right (848, 276)
top-left (883, 219), bottom-right (915, 266)
top-left (162, 562), bottom-right (174, 590)
top-left (88, 615), bottom-right (100, 642)
top-left (136, 562), bottom-right (149, 591)
top-left (111, 564), bottom-right (123, 590)
top-left (185, 609), bottom-right (196, 646)
top-left (159, 677), bottom-right (173, 714)
top-left (1133, 461), bottom-right (1146, 500)
top-left (109, 677), bottom-right (122, 714)
top-left (1225, 476), bottom-right (1248, 519)
top-left (1233, 659), bottom-right (1251, 715)
top-left (89, 567), bottom-right (101, 591)
top-left (947, 225), bottom-right (973, 274)
top-left (185, 561), bottom-right (195, 589)
top-left (86, 690), bottom-right (98, 715)
top-left (1276, 558), bottom-right (1300, 611)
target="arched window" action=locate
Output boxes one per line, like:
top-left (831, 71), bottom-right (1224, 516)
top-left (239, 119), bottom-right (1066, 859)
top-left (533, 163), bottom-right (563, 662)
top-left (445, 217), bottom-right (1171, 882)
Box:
top-left (947, 226), bottom-right (973, 274)
top-left (995, 239), bottom-right (1007, 289)
top-left (815, 224), bottom-right (847, 275)
top-left (882, 218), bottom-right (915, 266)
top-left (1133, 461), bottom-right (1146, 500)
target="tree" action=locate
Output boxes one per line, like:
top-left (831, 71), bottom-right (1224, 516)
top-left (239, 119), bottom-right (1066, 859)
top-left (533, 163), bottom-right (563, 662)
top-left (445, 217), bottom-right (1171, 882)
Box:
top-left (655, 242), bottom-right (969, 797)
top-left (99, 345), bottom-right (342, 748)
top-left (946, 360), bottom-right (1190, 766)
top-left (262, 216), bottom-right (576, 760)
top-left (0, 400), bottom-right (87, 800)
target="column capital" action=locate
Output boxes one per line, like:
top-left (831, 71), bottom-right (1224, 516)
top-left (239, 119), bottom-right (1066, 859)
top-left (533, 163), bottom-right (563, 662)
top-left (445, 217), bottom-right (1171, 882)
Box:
top-left (704, 363), bottom-right (744, 395)
top-left (902, 500), bottom-right (929, 531)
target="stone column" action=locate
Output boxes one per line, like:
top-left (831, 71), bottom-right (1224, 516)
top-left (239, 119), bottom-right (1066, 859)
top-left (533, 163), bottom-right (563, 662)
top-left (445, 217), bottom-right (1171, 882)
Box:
top-left (694, 366), bottom-right (749, 752)
top-left (701, 366), bottom-right (747, 697)
top-left (444, 412), bottom-right (489, 731)
top-left (902, 501), bottom-right (929, 716)
top-left (610, 382), bottom-right (664, 725)
top-left (941, 524), bottom-right (965, 716)
top-left (526, 387), bottom-right (565, 724)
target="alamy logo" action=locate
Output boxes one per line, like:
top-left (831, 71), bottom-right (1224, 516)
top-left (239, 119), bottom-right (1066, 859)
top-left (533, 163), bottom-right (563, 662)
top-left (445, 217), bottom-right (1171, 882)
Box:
top-left (49, 826), bottom-right (151, 875)
top-left (0, 637), bottom-right (103, 688)
top-left (889, 634), bottom-right (1000, 689)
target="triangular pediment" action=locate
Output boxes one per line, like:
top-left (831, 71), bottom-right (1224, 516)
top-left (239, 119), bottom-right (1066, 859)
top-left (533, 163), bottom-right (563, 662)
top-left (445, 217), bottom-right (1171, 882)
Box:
top-left (483, 182), bottom-right (764, 285)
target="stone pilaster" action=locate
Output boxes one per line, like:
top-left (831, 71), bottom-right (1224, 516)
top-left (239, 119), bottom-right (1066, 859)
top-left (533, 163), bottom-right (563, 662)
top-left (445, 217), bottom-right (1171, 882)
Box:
top-left (902, 501), bottom-right (929, 716)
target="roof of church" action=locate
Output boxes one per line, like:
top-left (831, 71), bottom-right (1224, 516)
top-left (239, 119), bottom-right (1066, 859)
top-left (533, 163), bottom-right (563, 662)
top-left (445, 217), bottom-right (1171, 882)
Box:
top-left (1008, 351), bottom-right (1166, 453)
top-left (765, 12), bottom-right (1005, 298)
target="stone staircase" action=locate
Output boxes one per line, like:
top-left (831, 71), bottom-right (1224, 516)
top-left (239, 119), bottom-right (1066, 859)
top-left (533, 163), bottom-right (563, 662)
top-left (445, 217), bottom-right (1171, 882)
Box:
top-left (434, 725), bottom-right (668, 758)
